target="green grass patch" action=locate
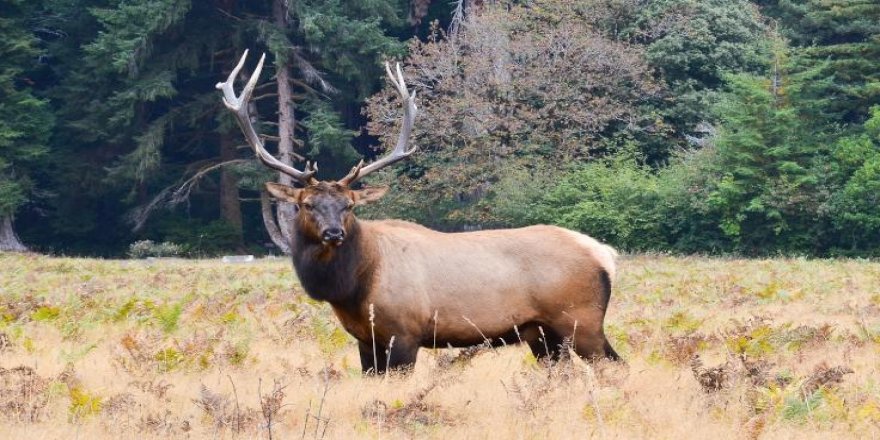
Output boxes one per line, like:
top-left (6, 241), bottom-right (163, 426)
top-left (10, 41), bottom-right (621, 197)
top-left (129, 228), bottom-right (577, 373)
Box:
top-left (31, 305), bottom-right (61, 322)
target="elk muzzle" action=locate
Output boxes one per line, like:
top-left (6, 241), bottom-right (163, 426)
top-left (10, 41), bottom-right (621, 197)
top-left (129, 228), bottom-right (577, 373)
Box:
top-left (321, 227), bottom-right (346, 245)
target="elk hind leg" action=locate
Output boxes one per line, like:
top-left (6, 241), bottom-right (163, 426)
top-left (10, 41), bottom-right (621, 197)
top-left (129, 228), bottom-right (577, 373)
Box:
top-left (525, 325), bottom-right (563, 362)
top-left (552, 310), bottom-right (619, 361)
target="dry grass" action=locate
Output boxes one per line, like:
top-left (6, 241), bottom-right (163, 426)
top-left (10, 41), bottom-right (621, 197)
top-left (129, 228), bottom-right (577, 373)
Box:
top-left (1, 252), bottom-right (879, 439)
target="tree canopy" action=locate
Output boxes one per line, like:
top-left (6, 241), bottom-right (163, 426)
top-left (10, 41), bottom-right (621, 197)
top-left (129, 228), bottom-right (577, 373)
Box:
top-left (1, 0), bottom-right (878, 257)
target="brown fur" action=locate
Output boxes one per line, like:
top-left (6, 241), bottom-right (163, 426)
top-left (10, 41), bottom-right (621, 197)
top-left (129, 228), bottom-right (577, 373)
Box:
top-left (266, 181), bottom-right (619, 374)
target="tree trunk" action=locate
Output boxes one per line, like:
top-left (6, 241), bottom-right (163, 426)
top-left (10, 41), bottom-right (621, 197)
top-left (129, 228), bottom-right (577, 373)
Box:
top-left (217, 0), bottom-right (291, 253)
top-left (219, 132), bottom-right (244, 246)
top-left (273, 0), bottom-right (298, 248)
top-left (261, 190), bottom-right (291, 254)
top-left (0, 215), bottom-right (28, 252)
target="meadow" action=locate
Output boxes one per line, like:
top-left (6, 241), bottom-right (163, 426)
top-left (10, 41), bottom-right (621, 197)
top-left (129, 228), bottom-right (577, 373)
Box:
top-left (1, 252), bottom-right (878, 439)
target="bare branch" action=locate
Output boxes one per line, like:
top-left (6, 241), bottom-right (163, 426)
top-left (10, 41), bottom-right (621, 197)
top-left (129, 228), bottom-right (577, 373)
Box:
top-left (127, 159), bottom-right (249, 232)
top-left (170, 159), bottom-right (250, 206)
top-left (291, 49), bottom-right (337, 94)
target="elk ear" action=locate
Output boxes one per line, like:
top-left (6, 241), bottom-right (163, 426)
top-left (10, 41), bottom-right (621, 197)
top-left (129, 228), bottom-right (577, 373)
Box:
top-left (265, 182), bottom-right (302, 203)
top-left (353, 186), bottom-right (389, 206)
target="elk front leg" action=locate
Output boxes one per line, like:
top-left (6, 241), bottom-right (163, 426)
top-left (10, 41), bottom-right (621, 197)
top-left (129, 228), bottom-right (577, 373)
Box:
top-left (385, 338), bottom-right (419, 373)
top-left (358, 338), bottom-right (419, 375)
top-left (358, 340), bottom-right (386, 375)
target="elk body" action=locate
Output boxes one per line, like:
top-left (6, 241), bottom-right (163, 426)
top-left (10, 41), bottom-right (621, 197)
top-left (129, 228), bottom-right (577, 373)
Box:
top-left (218, 51), bottom-right (620, 373)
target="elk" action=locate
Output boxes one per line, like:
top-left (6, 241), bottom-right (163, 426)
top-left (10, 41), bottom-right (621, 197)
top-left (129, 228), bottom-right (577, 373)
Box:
top-left (217, 50), bottom-right (620, 374)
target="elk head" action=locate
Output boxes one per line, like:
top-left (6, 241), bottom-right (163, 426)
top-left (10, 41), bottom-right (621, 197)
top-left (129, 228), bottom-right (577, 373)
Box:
top-left (262, 182), bottom-right (388, 246)
top-left (216, 50), bottom-right (418, 247)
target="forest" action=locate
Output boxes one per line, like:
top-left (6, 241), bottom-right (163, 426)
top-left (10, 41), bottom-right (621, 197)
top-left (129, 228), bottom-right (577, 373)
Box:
top-left (2, 0), bottom-right (879, 257)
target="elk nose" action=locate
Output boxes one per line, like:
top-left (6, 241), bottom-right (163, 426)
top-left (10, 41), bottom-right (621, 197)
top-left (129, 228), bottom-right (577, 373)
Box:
top-left (322, 228), bottom-right (345, 243)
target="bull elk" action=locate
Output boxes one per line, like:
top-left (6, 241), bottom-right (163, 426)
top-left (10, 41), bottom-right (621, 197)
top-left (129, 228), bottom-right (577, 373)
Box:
top-left (217, 50), bottom-right (620, 373)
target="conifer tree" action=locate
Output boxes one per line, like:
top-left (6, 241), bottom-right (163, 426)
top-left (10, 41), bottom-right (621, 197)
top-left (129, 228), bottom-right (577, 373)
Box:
top-left (0, 0), bottom-right (53, 251)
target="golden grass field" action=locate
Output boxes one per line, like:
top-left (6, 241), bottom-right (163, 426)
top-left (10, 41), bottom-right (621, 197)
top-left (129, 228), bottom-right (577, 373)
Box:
top-left (1, 252), bottom-right (879, 439)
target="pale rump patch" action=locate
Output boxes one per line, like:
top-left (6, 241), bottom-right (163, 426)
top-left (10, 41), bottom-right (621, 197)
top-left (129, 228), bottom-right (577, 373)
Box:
top-left (565, 230), bottom-right (618, 280)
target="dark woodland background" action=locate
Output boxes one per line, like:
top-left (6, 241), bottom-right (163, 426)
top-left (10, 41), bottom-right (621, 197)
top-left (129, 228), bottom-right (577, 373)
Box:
top-left (1, 0), bottom-right (878, 257)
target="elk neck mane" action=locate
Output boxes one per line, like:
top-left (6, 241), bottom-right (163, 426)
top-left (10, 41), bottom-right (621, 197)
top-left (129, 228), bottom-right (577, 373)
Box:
top-left (290, 217), bottom-right (377, 308)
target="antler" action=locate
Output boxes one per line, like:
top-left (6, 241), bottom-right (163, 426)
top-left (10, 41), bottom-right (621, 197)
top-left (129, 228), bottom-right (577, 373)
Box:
top-left (339, 62), bottom-right (418, 186)
top-left (216, 50), bottom-right (317, 185)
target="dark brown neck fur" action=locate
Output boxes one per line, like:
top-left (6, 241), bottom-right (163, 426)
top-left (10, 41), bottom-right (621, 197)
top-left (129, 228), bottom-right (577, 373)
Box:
top-left (291, 218), bottom-right (376, 309)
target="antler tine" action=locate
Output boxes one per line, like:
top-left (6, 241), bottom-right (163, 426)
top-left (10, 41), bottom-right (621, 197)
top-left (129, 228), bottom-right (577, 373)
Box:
top-left (239, 51), bottom-right (263, 103)
top-left (216, 49), bottom-right (249, 109)
top-left (216, 50), bottom-right (317, 185)
top-left (340, 160), bottom-right (365, 184)
top-left (340, 62), bottom-right (418, 186)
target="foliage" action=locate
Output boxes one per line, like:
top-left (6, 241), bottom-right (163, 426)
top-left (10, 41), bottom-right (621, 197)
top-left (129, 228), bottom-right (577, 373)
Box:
top-left (498, 25), bottom-right (880, 257)
top-left (827, 107), bottom-right (880, 254)
top-left (10, 0), bottom-right (410, 255)
top-left (494, 157), bottom-right (668, 252)
top-left (687, 72), bottom-right (821, 254)
top-left (300, 98), bottom-right (360, 164)
top-left (760, 0), bottom-right (880, 125)
top-left (68, 385), bottom-right (102, 419)
top-left (144, 218), bottom-right (243, 257)
top-left (364, 1), bottom-right (660, 227)
top-left (613, 0), bottom-right (772, 160)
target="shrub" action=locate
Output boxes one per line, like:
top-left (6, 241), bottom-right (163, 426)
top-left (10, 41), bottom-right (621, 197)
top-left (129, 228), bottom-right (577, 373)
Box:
top-left (541, 159), bottom-right (668, 251)
top-left (127, 240), bottom-right (185, 259)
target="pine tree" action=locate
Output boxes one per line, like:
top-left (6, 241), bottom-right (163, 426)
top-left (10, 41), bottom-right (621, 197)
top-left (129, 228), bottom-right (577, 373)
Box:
top-left (672, 35), bottom-right (830, 254)
top-left (761, 0), bottom-right (880, 125)
top-left (0, 0), bottom-right (53, 251)
top-left (828, 106), bottom-right (880, 255)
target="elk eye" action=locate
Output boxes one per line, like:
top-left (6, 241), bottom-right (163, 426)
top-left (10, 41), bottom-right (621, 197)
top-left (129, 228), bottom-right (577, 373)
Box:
top-left (303, 203), bottom-right (314, 210)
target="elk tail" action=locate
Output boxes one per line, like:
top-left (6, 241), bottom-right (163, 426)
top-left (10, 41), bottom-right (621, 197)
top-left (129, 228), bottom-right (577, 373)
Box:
top-left (598, 267), bottom-right (613, 312)
top-left (600, 244), bottom-right (620, 361)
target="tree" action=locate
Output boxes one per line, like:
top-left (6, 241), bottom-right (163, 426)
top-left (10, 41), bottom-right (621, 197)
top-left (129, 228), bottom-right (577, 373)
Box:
top-left (28, 0), bottom-right (407, 255)
top-left (613, 0), bottom-right (771, 161)
top-left (828, 106), bottom-right (880, 255)
top-left (646, 33), bottom-right (873, 256)
top-left (254, 0), bottom-right (406, 252)
top-left (364, 1), bottom-right (660, 228)
top-left (759, 0), bottom-right (880, 126)
top-left (0, 0), bottom-right (53, 251)
top-left (700, 72), bottom-right (821, 254)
